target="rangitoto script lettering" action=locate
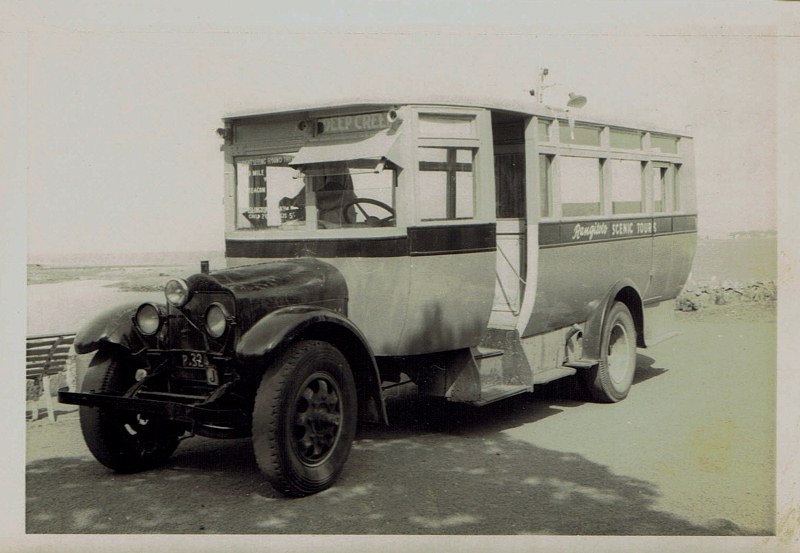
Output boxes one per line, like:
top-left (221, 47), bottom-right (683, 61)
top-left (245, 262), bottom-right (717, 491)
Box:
top-left (572, 222), bottom-right (609, 241)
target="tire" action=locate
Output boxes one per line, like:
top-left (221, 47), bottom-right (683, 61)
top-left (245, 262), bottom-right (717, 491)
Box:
top-left (252, 340), bottom-right (357, 497)
top-left (79, 352), bottom-right (181, 473)
top-left (583, 302), bottom-right (637, 403)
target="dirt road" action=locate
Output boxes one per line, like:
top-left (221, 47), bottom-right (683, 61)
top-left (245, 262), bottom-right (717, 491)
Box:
top-left (26, 304), bottom-right (775, 535)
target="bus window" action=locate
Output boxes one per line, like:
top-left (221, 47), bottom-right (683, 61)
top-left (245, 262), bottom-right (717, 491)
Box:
top-left (651, 134), bottom-right (678, 154)
top-left (559, 123), bottom-right (601, 146)
top-left (235, 155), bottom-right (302, 230)
top-left (610, 160), bottom-right (643, 214)
top-left (539, 154), bottom-right (552, 218)
top-left (672, 164), bottom-right (681, 211)
top-left (495, 152), bottom-right (525, 218)
top-left (610, 128), bottom-right (643, 150)
top-left (560, 156), bottom-right (603, 217)
top-left (653, 164), bottom-right (667, 213)
top-left (418, 147), bottom-right (475, 221)
top-left (652, 163), bottom-right (680, 212)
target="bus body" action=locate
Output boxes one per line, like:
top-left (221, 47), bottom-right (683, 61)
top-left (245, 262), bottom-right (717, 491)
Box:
top-left (60, 98), bottom-right (696, 496)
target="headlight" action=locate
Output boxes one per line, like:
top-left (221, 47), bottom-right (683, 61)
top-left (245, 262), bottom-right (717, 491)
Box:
top-left (135, 303), bottom-right (163, 335)
top-left (165, 278), bottom-right (190, 307)
top-left (205, 303), bottom-right (229, 338)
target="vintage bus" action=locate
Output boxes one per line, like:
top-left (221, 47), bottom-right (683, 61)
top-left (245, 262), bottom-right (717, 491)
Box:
top-left (60, 98), bottom-right (696, 497)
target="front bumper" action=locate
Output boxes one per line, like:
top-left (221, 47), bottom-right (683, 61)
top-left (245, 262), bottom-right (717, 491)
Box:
top-left (58, 388), bottom-right (249, 428)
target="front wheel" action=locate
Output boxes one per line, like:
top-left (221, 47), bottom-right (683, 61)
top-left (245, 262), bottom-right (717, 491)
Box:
top-left (252, 340), bottom-right (357, 497)
top-left (582, 302), bottom-right (637, 403)
top-left (79, 352), bottom-right (181, 472)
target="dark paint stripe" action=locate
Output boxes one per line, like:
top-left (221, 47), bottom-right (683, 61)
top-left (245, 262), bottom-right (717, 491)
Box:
top-left (226, 223), bottom-right (496, 259)
top-left (672, 215), bottom-right (698, 232)
top-left (408, 223), bottom-right (495, 256)
top-left (539, 215), bottom-right (696, 248)
top-left (226, 236), bottom-right (408, 258)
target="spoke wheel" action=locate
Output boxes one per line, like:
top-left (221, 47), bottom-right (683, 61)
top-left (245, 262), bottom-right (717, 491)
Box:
top-left (583, 302), bottom-right (637, 403)
top-left (253, 340), bottom-right (357, 497)
top-left (79, 352), bottom-right (181, 473)
top-left (291, 373), bottom-right (343, 465)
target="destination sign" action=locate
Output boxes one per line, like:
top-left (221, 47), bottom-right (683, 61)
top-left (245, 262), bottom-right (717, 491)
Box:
top-left (538, 216), bottom-right (696, 248)
top-left (318, 112), bottom-right (393, 134)
top-left (266, 155), bottom-right (294, 166)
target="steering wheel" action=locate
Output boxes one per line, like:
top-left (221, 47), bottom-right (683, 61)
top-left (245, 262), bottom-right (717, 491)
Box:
top-left (341, 199), bottom-right (395, 227)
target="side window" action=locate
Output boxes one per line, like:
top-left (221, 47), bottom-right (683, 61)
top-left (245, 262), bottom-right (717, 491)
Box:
top-left (539, 154), bottom-right (552, 218)
top-left (672, 164), bottom-right (681, 211)
top-left (559, 156), bottom-right (602, 217)
top-left (418, 147), bottom-right (475, 221)
top-left (652, 163), bottom-right (680, 212)
top-left (610, 160), bottom-right (643, 214)
top-left (495, 152), bottom-right (525, 218)
top-left (652, 164), bottom-right (667, 213)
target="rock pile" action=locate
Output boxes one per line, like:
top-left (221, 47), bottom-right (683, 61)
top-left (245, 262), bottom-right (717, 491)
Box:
top-left (676, 280), bottom-right (777, 311)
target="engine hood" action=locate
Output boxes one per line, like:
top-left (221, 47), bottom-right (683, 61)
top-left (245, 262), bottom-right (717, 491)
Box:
top-left (184, 258), bottom-right (348, 332)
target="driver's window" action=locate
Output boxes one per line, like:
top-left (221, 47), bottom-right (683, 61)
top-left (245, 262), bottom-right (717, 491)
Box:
top-left (284, 161), bottom-right (396, 229)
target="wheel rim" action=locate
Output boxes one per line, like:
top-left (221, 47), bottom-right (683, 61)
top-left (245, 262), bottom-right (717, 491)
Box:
top-left (290, 372), bottom-right (343, 466)
top-left (607, 322), bottom-right (632, 387)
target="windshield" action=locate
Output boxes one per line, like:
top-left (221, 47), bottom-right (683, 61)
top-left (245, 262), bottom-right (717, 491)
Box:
top-left (235, 156), bottom-right (396, 231)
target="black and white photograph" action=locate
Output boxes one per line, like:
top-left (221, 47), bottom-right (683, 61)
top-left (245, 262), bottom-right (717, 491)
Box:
top-left (2, 1), bottom-right (798, 551)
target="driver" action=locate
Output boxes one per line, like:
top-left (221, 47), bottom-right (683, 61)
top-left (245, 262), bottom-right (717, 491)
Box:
top-left (279, 176), bottom-right (356, 227)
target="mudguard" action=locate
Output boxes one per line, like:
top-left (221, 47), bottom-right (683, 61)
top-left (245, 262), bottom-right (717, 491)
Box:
top-left (73, 302), bottom-right (151, 355)
top-left (580, 279), bottom-right (645, 363)
top-left (237, 305), bottom-right (387, 424)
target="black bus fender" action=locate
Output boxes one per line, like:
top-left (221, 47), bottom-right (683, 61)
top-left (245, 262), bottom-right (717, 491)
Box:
top-left (236, 305), bottom-right (388, 425)
top-left (73, 302), bottom-right (147, 355)
top-left (580, 279), bottom-right (646, 364)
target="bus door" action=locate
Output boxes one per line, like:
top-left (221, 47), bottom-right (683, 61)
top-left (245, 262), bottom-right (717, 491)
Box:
top-left (489, 112), bottom-right (533, 329)
top-left (492, 145), bottom-right (527, 324)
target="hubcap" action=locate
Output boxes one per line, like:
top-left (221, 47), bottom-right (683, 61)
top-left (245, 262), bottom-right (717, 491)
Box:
top-left (292, 373), bottom-right (343, 466)
top-left (607, 322), bottom-right (631, 387)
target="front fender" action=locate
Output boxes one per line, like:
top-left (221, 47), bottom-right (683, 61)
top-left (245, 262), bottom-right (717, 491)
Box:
top-left (236, 305), bottom-right (387, 424)
top-left (236, 305), bottom-right (358, 362)
top-left (73, 302), bottom-right (147, 354)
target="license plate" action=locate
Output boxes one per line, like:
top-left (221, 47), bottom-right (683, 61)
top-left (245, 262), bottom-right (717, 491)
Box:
top-left (180, 352), bottom-right (208, 368)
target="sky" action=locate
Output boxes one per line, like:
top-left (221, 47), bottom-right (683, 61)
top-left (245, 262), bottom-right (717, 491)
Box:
top-left (2, 2), bottom-right (794, 257)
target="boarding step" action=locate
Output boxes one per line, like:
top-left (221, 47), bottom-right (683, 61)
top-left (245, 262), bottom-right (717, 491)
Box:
top-left (471, 346), bottom-right (505, 389)
top-left (466, 384), bottom-right (531, 407)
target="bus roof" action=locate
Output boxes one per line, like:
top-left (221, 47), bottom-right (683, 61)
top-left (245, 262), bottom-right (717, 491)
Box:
top-left (223, 95), bottom-right (692, 138)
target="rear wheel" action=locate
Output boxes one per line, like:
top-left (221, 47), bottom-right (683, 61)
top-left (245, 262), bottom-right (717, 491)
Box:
top-left (583, 302), bottom-right (637, 403)
top-left (79, 352), bottom-right (181, 473)
top-left (252, 340), bottom-right (357, 497)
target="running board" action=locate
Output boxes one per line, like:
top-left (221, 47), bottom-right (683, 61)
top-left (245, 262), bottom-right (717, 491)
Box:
top-left (532, 366), bottom-right (577, 385)
top-left (464, 384), bottom-right (531, 407)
